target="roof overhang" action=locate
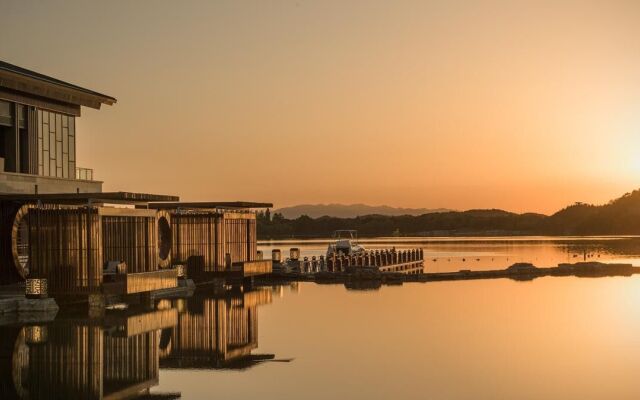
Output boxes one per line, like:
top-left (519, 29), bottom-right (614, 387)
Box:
top-left (148, 201), bottom-right (273, 210)
top-left (0, 60), bottom-right (116, 111)
top-left (0, 191), bottom-right (179, 205)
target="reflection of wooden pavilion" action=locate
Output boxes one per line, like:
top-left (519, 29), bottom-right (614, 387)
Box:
top-left (159, 288), bottom-right (275, 370)
top-left (0, 307), bottom-right (181, 399)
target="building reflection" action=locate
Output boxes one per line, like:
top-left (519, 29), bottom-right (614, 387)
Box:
top-left (158, 287), bottom-right (279, 370)
top-left (0, 307), bottom-right (181, 399)
top-left (0, 285), bottom-right (289, 399)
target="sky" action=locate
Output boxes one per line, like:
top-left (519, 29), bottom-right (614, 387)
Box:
top-left (1, 0), bottom-right (639, 214)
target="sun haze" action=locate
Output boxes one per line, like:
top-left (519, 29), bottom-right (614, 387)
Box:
top-left (2, 0), bottom-right (638, 214)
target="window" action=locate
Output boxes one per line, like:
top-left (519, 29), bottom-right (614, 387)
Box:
top-left (0, 100), bottom-right (12, 126)
top-left (37, 109), bottom-right (76, 178)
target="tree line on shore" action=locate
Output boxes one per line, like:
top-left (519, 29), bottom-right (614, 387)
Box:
top-left (257, 189), bottom-right (640, 239)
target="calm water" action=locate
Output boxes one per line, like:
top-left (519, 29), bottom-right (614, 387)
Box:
top-left (4, 237), bottom-right (640, 399)
top-left (259, 236), bottom-right (640, 272)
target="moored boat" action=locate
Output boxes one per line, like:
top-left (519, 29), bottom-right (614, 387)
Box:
top-left (326, 230), bottom-right (365, 258)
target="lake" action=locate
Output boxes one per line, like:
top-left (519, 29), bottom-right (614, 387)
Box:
top-left (259, 235), bottom-right (640, 272)
top-left (3, 236), bottom-right (640, 399)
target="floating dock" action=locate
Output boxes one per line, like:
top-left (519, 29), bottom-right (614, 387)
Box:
top-left (258, 261), bottom-right (640, 288)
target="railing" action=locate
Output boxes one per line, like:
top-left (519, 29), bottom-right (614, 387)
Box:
top-left (76, 167), bottom-right (94, 181)
top-left (275, 248), bottom-right (425, 274)
top-left (326, 248), bottom-right (424, 272)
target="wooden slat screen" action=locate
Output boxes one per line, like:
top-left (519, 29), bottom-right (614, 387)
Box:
top-left (28, 206), bottom-right (102, 294)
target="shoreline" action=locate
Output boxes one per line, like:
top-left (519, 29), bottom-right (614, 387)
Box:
top-left (254, 261), bottom-right (640, 287)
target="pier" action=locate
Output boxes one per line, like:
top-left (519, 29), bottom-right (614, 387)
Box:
top-left (328, 248), bottom-right (424, 274)
top-left (272, 247), bottom-right (424, 275)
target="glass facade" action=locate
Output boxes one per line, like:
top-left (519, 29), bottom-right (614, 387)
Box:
top-left (0, 98), bottom-right (80, 178)
top-left (37, 109), bottom-right (75, 179)
top-left (0, 100), bottom-right (12, 126)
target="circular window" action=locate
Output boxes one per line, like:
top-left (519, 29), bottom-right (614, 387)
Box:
top-left (11, 205), bottom-right (31, 279)
top-left (157, 213), bottom-right (172, 266)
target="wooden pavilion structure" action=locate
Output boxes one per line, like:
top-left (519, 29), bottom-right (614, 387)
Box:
top-left (0, 193), bottom-right (272, 304)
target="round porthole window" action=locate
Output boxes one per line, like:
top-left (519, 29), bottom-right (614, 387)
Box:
top-left (11, 205), bottom-right (31, 279)
top-left (157, 211), bottom-right (172, 268)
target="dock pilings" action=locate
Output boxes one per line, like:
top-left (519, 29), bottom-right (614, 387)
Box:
top-left (288, 247), bottom-right (424, 274)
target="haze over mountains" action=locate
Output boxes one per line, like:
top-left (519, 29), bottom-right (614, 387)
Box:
top-left (259, 190), bottom-right (640, 239)
top-left (274, 204), bottom-right (451, 219)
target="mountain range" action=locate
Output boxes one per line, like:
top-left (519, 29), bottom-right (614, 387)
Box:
top-left (259, 189), bottom-right (640, 239)
top-left (274, 203), bottom-right (451, 219)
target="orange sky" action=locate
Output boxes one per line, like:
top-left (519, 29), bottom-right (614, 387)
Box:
top-left (1, 1), bottom-right (639, 214)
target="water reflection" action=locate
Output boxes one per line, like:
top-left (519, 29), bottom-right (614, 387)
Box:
top-left (260, 236), bottom-right (640, 273)
top-left (0, 307), bottom-right (179, 399)
top-left (158, 287), bottom-right (287, 370)
top-left (0, 285), bottom-right (288, 399)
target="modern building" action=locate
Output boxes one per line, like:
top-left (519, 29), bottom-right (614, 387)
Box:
top-left (0, 62), bottom-right (272, 298)
top-left (0, 60), bottom-right (115, 194)
top-left (150, 202), bottom-right (273, 283)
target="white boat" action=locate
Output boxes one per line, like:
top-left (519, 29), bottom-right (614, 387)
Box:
top-left (326, 230), bottom-right (365, 258)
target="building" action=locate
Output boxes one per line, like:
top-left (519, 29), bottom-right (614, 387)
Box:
top-left (0, 62), bottom-right (272, 298)
top-left (149, 202), bottom-right (273, 283)
top-left (0, 60), bottom-right (115, 194)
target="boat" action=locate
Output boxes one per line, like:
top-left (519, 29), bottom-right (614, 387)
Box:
top-left (326, 230), bottom-right (365, 258)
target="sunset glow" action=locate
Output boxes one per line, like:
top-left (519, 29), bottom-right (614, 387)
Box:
top-left (2, 0), bottom-right (638, 213)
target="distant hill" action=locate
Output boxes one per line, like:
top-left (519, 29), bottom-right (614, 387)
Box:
top-left (545, 190), bottom-right (640, 235)
top-left (274, 204), bottom-right (451, 219)
top-left (258, 189), bottom-right (640, 239)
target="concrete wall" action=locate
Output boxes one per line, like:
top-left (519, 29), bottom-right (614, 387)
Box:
top-left (0, 171), bottom-right (102, 194)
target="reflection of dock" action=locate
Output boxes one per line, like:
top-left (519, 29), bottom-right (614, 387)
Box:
top-left (159, 288), bottom-right (279, 370)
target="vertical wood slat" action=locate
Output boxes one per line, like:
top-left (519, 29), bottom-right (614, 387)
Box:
top-left (102, 215), bottom-right (158, 274)
top-left (28, 206), bottom-right (102, 294)
top-left (170, 210), bottom-right (257, 274)
top-left (28, 106), bottom-right (38, 175)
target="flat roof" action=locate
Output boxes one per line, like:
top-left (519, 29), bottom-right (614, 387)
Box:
top-left (148, 201), bottom-right (273, 210)
top-left (0, 191), bottom-right (179, 205)
top-left (0, 60), bottom-right (116, 109)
